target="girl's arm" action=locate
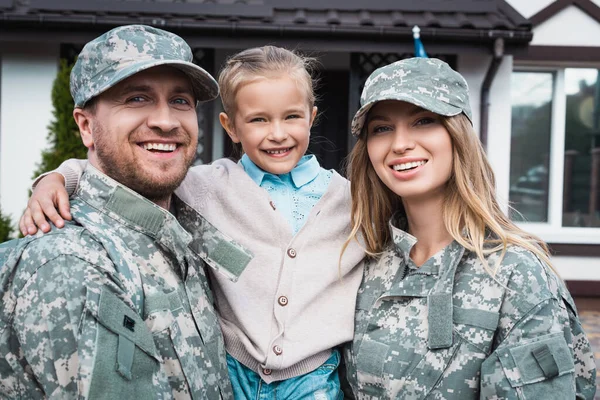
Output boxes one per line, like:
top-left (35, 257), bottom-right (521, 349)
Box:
top-left (19, 159), bottom-right (86, 235)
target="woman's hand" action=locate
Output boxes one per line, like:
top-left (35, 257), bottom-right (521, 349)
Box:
top-left (19, 173), bottom-right (71, 236)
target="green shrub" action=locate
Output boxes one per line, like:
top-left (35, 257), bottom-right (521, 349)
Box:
top-left (0, 207), bottom-right (13, 243)
top-left (32, 58), bottom-right (87, 178)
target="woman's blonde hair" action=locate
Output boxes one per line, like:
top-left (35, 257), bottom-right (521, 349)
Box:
top-left (343, 112), bottom-right (554, 276)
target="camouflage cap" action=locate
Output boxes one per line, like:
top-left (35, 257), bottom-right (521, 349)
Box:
top-left (351, 57), bottom-right (472, 136)
top-left (70, 25), bottom-right (218, 107)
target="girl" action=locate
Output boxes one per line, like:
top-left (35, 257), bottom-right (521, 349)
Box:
top-left (341, 57), bottom-right (596, 399)
top-left (21, 46), bottom-right (365, 400)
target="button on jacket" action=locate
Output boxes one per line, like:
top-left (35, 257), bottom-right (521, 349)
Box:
top-left (344, 220), bottom-right (596, 399)
top-left (0, 166), bottom-right (252, 399)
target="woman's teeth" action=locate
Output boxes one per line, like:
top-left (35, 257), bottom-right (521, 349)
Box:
top-left (392, 160), bottom-right (426, 171)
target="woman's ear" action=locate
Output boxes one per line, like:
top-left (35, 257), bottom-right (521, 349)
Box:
top-left (73, 108), bottom-right (94, 149)
top-left (219, 112), bottom-right (240, 143)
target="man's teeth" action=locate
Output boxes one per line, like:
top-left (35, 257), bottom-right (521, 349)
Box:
top-left (142, 143), bottom-right (177, 152)
top-left (393, 160), bottom-right (427, 171)
top-left (265, 148), bottom-right (290, 154)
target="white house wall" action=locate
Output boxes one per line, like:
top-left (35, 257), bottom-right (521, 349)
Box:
top-left (0, 43), bottom-right (59, 225)
top-left (504, 0), bottom-right (556, 19)
top-left (554, 256), bottom-right (600, 280)
top-left (531, 5), bottom-right (600, 46)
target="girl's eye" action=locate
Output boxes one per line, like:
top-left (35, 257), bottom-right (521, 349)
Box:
top-left (250, 117), bottom-right (266, 123)
top-left (286, 114), bottom-right (301, 120)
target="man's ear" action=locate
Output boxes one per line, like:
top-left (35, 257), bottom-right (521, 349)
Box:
top-left (309, 106), bottom-right (318, 127)
top-left (219, 112), bottom-right (240, 144)
top-left (73, 108), bottom-right (94, 149)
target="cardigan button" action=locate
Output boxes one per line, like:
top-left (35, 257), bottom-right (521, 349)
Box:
top-left (273, 345), bottom-right (283, 355)
top-left (278, 296), bottom-right (288, 306)
top-left (263, 368), bottom-right (272, 375)
top-left (287, 248), bottom-right (297, 258)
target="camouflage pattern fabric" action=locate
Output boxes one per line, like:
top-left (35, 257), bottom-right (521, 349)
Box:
top-left (351, 57), bottom-right (473, 136)
top-left (0, 165), bottom-right (253, 399)
top-left (70, 24), bottom-right (218, 107)
top-left (343, 219), bottom-right (596, 399)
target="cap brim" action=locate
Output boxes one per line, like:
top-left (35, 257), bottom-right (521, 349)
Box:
top-left (80, 59), bottom-right (218, 107)
top-left (351, 93), bottom-right (463, 136)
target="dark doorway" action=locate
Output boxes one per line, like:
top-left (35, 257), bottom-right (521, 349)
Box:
top-left (309, 69), bottom-right (350, 173)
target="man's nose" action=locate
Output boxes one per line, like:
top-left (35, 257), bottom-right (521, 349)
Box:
top-left (147, 101), bottom-right (181, 133)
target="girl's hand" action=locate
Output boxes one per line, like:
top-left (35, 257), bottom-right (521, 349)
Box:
top-left (19, 173), bottom-right (71, 236)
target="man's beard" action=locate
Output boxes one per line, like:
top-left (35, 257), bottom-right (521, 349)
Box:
top-left (92, 123), bottom-right (195, 203)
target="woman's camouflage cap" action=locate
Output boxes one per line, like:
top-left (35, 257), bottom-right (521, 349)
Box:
top-left (70, 25), bottom-right (219, 107)
top-left (351, 57), bottom-right (473, 136)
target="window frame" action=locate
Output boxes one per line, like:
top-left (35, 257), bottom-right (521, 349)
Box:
top-left (510, 64), bottom-right (600, 244)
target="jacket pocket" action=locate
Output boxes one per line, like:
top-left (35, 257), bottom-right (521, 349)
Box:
top-left (496, 332), bottom-right (575, 399)
top-left (85, 288), bottom-right (165, 399)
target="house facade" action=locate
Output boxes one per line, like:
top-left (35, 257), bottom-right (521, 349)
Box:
top-left (0, 0), bottom-right (597, 290)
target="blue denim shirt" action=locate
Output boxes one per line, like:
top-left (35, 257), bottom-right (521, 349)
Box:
top-left (240, 154), bottom-right (332, 235)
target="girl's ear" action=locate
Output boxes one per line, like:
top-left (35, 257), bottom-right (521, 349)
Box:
top-left (73, 108), bottom-right (94, 149)
top-left (309, 106), bottom-right (318, 127)
top-left (219, 112), bottom-right (241, 143)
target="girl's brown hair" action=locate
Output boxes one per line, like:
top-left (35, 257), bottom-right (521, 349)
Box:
top-left (342, 113), bottom-right (554, 276)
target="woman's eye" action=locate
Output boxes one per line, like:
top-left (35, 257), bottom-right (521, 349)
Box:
top-left (371, 125), bottom-right (392, 134)
top-left (414, 117), bottom-right (436, 126)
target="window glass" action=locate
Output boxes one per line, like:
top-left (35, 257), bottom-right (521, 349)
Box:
top-left (563, 68), bottom-right (600, 227)
top-left (509, 72), bottom-right (553, 222)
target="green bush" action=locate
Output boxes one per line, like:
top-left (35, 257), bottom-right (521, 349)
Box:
top-left (0, 207), bottom-right (13, 243)
top-left (32, 59), bottom-right (87, 178)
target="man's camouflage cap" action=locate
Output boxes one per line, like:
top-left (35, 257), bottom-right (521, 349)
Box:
top-left (70, 24), bottom-right (219, 107)
top-left (351, 57), bottom-right (473, 136)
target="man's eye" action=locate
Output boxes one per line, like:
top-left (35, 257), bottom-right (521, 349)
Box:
top-left (173, 98), bottom-right (191, 105)
top-left (127, 96), bottom-right (146, 103)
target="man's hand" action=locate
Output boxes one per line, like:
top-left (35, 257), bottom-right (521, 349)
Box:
top-left (19, 173), bottom-right (71, 235)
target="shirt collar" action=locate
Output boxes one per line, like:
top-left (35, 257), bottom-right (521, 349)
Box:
top-left (239, 154), bottom-right (320, 188)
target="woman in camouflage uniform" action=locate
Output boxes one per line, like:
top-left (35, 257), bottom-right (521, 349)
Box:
top-left (341, 57), bottom-right (597, 399)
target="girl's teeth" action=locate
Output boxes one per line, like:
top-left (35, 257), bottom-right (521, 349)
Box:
top-left (266, 148), bottom-right (289, 154)
top-left (392, 160), bottom-right (426, 171)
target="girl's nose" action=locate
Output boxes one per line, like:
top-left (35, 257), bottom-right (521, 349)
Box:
top-left (269, 122), bottom-right (288, 141)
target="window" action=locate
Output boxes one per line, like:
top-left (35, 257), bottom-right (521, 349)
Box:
top-left (509, 67), bottom-right (600, 243)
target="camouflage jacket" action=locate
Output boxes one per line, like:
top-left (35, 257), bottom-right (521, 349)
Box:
top-left (343, 220), bottom-right (596, 399)
top-left (0, 166), bottom-right (252, 399)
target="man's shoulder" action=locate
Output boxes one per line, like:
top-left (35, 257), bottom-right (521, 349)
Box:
top-left (0, 222), bottom-right (110, 288)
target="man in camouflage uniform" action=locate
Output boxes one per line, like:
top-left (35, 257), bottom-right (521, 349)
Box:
top-left (0, 25), bottom-right (251, 399)
top-left (343, 58), bottom-right (597, 399)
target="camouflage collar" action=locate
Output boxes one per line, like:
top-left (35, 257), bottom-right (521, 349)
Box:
top-left (73, 164), bottom-right (195, 273)
top-left (388, 215), bottom-right (464, 277)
